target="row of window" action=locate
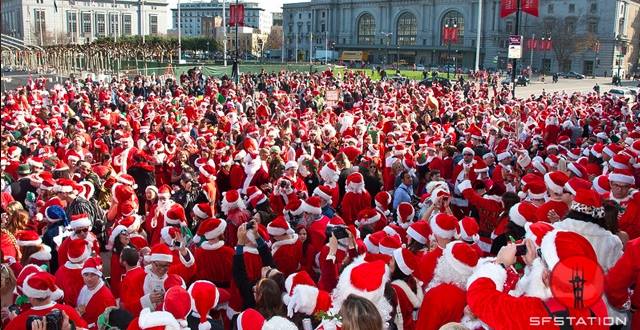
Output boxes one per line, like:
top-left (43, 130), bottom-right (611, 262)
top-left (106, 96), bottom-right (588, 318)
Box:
top-left (547, 3), bottom-right (597, 14)
top-left (356, 10), bottom-right (463, 46)
top-left (33, 9), bottom-right (157, 39)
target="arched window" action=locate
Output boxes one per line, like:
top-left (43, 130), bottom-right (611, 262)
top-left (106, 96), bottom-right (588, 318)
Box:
top-left (396, 12), bottom-right (416, 46)
top-left (441, 10), bottom-right (464, 45)
top-left (357, 13), bottom-right (375, 45)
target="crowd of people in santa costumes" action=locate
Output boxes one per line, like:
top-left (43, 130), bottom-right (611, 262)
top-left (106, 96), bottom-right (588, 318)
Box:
top-left (1, 66), bottom-right (639, 330)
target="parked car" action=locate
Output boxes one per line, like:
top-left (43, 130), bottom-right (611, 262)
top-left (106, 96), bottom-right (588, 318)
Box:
top-left (416, 64), bottom-right (426, 71)
top-left (419, 77), bottom-right (452, 88)
top-left (608, 88), bottom-right (635, 100)
top-left (501, 75), bottom-right (530, 86)
top-left (562, 71), bottom-right (586, 79)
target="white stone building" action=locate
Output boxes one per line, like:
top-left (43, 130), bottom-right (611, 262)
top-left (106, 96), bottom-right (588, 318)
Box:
top-left (1, 0), bottom-right (170, 45)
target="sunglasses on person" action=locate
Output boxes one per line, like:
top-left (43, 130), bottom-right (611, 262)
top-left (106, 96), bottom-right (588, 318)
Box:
top-left (75, 228), bottom-right (90, 234)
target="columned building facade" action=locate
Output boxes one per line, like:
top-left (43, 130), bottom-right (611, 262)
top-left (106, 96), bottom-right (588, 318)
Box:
top-left (283, 0), bottom-right (639, 75)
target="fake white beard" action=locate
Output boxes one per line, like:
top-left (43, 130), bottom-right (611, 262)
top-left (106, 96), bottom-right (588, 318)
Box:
top-left (157, 199), bottom-right (174, 215)
top-left (510, 259), bottom-right (552, 300)
top-left (154, 153), bottom-right (166, 165)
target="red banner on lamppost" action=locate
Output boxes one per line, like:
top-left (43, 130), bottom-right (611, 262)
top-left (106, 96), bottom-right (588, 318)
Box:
top-left (522, 0), bottom-right (539, 17)
top-left (527, 38), bottom-right (538, 50)
top-left (229, 4), bottom-right (245, 26)
top-left (500, 0), bottom-right (518, 17)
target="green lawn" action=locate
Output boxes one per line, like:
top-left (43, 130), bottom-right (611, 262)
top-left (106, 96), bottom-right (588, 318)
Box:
top-left (332, 67), bottom-right (467, 81)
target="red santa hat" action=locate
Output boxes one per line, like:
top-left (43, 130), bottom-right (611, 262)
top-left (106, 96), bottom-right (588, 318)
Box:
top-left (345, 172), bottom-right (365, 193)
top-left (603, 143), bottom-right (623, 159)
top-left (22, 272), bottom-right (59, 299)
top-left (197, 218), bottom-right (227, 241)
top-left (133, 310), bottom-right (181, 330)
top-left (221, 190), bottom-right (245, 215)
top-left (81, 256), bottom-right (103, 277)
top-left (592, 175), bottom-right (610, 195)
top-left (429, 214), bottom-right (459, 240)
top-left (116, 173), bottom-right (138, 189)
top-left (300, 196), bottom-right (322, 215)
top-left (524, 221), bottom-right (554, 247)
top-left (442, 241), bottom-right (480, 277)
top-left (539, 230), bottom-right (598, 270)
top-left (267, 216), bottom-right (294, 236)
top-left (374, 191), bottom-right (391, 211)
top-left (319, 162), bottom-right (339, 183)
top-left (8, 145), bottom-right (22, 160)
top-left (407, 221), bottom-right (431, 245)
top-left (363, 231), bottom-right (386, 254)
top-left (458, 217), bottom-right (479, 242)
top-left (235, 308), bottom-right (265, 330)
top-left (162, 286), bottom-right (192, 327)
top-left (608, 168), bottom-right (635, 186)
top-left (193, 203), bottom-right (212, 220)
top-left (285, 284), bottom-right (332, 318)
top-left (313, 185), bottom-right (333, 204)
top-left (392, 248), bottom-right (417, 276)
top-left (188, 281), bottom-right (220, 330)
top-left (284, 271), bottom-right (316, 297)
top-left (378, 235), bottom-right (402, 256)
top-left (509, 202), bottom-right (539, 227)
top-left (609, 154), bottom-right (631, 170)
top-left (382, 224), bottom-right (407, 243)
top-left (570, 189), bottom-right (605, 219)
top-left (68, 213), bottom-right (92, 230)
top-left (396, 202), bottom-right (415, 226)
top-left (284, 199), bottom-right (304, 217)
top-left (245, 186), bottom-right (267, 208)
top-left (158, 185), bottom-right (172, 198)
top-left (67, 238), bottom-right (91, 263)
top-left (543, 171), bottom-right (569, 194)
top-left (567, 162), bottom-right (588, 179)
top-left (520, 179), bottom-right (547, 200)
top-left (147, 244), bottom-right (174, 263)
top-left (355, 208), bottom-right (381, 228)
top-left (563, 176), bottom-right (592, 195)
top-left (15, 230), bottom-right (42, 247)
top-left (114, 184), bottom-right (136, 203)
top-left (333, 258), bottom-right (390, 319)
top-left (165, 204), bottom-right (187, 226)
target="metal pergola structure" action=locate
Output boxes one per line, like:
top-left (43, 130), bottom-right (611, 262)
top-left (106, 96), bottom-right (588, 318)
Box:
top-left (1, 34), bottom-right (48, 72)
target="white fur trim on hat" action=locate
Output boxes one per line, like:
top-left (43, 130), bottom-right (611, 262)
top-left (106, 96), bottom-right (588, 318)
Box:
top-left (138, 309), bottom-right (181, 330)
top-left (539, 230), bottom-right (561, 270)
top-left (148, 253), bottom-right (173, 263)
top-left (263, 316), bottom-right (298, 330)
top-left (543, 173), bottom-right (563, 194)
top-left (393, 248), bottom-right (413, 275)
top-left (497, 151), bottom-right (512, 162)
top-left (429, 216), bottom-right (458, 240)
top-left (300, 200), bottom-right (322, 215)
top-left (81, 266), bottom-right (103, 277)
top-left (286, 284), bottom-right (319, 317)
top-left (17, 237), bottom-right (43, 247)
top-left (69, 216), bottom-right (92, 229)
top-left (508, 205), bottom-right (527, 227)
top-left (22, 274), bottom-right (54, 299)
top-left (443, 242), bottom-right (474, 276)
top-left (406, 227), bottom-right (427, 245)
top-left (106, 225), bottom-right (128, 251)
top-left (205, 221), bottom-right (227, 240)
top-left (313, 186), bottom-right (332, 202)
top-left (466, 258), bottom-right (507, 291)
top-left (609, 173), bottom-right (635, 185)
top-left (193, 205), bottom-right (209, 220)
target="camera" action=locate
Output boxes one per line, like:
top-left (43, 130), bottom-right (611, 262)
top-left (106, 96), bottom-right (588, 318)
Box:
top-left (26, 309), bottom-right (63, 330)
top-left (515, 244), bottom-right (528, 256)
top-left (279, 180), bottom-right (289, 188)
top-left (246, 220), bottom-right (256, 231)
top-left (331, 226), bottom-right (349, 240)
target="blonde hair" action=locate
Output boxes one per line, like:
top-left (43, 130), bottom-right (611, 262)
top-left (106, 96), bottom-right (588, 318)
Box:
top-left (339, 294), bottom-right (383, 330)
top-left (0, 264), bottom-right (16, 298)
top-left (6, 208), bottom-right (29, 234)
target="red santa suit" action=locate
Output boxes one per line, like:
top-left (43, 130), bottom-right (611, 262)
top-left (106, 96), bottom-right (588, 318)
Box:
top-left (119, 266), bottom-right (146, 316)
top-left (193, 240), bottom-right (234, 288)
top-left (77, 281), bottom-right (116, 328)
top-left (612, 190), bottom-right (640, 240)
top-left (605, 237), bottom-right (640, 327)
top-left (221, 190), bottom-right (251, 248)
top-left (242, 156), bottom-right (269, 193)
top-left (458, 179), bottom-right (503, 235)
top-left (415, 245), bottom-right (443, 286)
top-left (271, 235), bottom-right (303, 277)
top-left (339, 173), bottom-right (371, 225)
top-left (317, 245), bottom-right (349, 292)
top-left (57, 234), bottom-right (101, 268)
top-left (54, 261), bottom-right (85, 306)
top-left (228, 162), bottom-right (246, 191)
top-left (390, 249), bottom-right (423, 330)
top-left (269, 183), bottom-right (300, 216)
top-left (112, 145), bottom-right (139, 175)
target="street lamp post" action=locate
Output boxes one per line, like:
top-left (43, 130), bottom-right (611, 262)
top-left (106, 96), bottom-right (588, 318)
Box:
top-left (207, 41), bottom-right (210, 60)
top-left (380, 32), bottom-right (392, 68)
top-left (615, 35), bottom-right (623, 84)
top-left (541, 36), bottom-right (551, 76)
top-left (443, 19), bottom-right (458, 79)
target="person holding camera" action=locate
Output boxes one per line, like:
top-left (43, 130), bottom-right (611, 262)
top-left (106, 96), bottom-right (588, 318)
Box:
top-left (5, 271), bottom-right (87, 330)
top-left (317, 216), bottom-right (358, 292)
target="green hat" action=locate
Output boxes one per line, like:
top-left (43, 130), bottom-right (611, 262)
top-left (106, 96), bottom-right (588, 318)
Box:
top-left (17, 164), bottom-right (31, 175)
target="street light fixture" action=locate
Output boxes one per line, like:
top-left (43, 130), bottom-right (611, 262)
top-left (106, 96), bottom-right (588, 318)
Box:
top-left (380, 32), bottom-right (392, 67)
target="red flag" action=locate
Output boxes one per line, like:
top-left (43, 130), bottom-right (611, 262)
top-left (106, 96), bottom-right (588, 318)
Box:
top-left (229, 4), bottom-right (236, 26)
top-left (500, 0), bottom-right (517, 17)
top-left (522, 0), bottom-right (539, 17)
top-left (451, 27), bottom-right (459, 43)
top-left (236, 4), bottom-right (245, 26)
top-left (527, 39), bottom-right (538, 50)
